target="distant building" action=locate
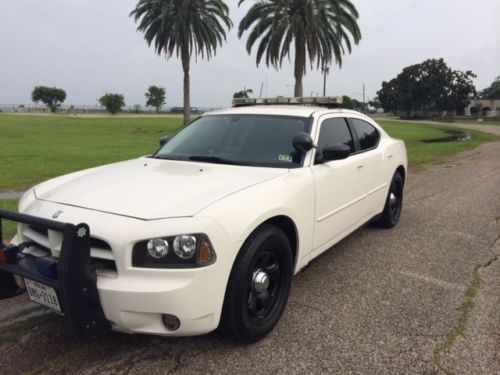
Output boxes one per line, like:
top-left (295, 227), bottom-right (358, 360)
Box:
top-left (465, 99), bottom-right (500, 117)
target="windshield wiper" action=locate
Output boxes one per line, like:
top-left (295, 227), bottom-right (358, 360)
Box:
top-left (152, 155), bottom-right (183, 161)
top-left (188, 155), bottom-right (241, 165)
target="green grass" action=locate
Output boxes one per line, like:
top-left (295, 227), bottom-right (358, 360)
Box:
top-left (452, 119), bottom-right (500, 126)
top-left (0, 199), bottom-right (19, 240)
top-left (0, 115), bottom-right (498, 193)
top-left (0, 114), bottom-right (184, 191)
top-left (379, 121), bottom-right (498, 169)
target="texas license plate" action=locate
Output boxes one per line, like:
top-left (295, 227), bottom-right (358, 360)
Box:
top-left (25, 279), bottom-right (61, 312)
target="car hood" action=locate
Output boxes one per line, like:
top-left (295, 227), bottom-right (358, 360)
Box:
top-left (34, 157), bottom-right (287, 220)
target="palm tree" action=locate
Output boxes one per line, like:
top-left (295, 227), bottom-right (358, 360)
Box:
top-left (238, 0), bottom-right (361, 97)
top-left (233, 88), bottom-right (253, 98)
top-left (131, 0), bottom-right (232, 125)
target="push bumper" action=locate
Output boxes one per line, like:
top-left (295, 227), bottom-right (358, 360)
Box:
top-left (0, 209), bottom-right (109, 337)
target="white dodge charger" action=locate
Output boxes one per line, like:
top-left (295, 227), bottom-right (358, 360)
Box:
top-left (0, 98), bottom-right (407, 342)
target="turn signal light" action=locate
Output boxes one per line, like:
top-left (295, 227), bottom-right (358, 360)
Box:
top-left (197, 239), bottom-right (216, 266)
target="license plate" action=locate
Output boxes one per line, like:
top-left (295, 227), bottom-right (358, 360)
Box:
top-left (25, 279), bottom-right (61, 312)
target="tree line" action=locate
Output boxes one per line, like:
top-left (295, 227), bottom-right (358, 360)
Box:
top-left (31, 85), bottom-right (166, 115)
top-left (376, 59), bottom-right (498, 117)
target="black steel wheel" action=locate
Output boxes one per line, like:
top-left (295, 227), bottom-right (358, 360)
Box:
top-left (221, 224), bottom-right (293, 342)
top-left (378, 172), bottom-right (404, 228)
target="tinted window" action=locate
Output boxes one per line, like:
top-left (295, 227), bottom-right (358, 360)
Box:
top-left (156, 115), bottom-right (309, 168)
top-left (350, 119), bottom-right (379, 150)
top-left (317, 118), bottom-right (354, 152)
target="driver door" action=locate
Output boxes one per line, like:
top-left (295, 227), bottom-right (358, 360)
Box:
top-left (311, 116), bottom-right (366, 256)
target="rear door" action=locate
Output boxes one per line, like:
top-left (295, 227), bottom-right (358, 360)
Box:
top-left (347, 117), bottom-right (386, 215)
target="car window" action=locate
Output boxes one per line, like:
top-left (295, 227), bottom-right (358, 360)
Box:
top-left (350, 119), bottom-right (380, 150)
top-left (155, 114), bottom-right (309, 168)
top-left (317, 118), bottom-right (355, 152)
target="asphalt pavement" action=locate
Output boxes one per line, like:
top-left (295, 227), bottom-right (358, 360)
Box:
top-left (0, 141), bottom-right (499, 374)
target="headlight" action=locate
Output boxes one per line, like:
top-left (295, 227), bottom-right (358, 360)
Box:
top-left (147, 239), bottom-right (169, 259)
top-left (132, 233), bottom-right (216, 268)
top-left (173, 235), bottom-right (197, 259)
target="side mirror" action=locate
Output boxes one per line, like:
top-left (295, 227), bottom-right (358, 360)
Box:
top-left (320, 144), bottom-right (351, 162)
top-left (293, 132), bottom-right (314, 153)
top-left (159, 136), bottom-right (172, 147)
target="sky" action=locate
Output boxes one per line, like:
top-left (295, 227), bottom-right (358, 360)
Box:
top-left (0, 0), bottom-right (499, 109)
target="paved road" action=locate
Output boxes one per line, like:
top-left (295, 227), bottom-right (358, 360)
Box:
top-left (1, 142), bottom-right (499, 374)
top-left (0, 191), bottom-right (24, 199)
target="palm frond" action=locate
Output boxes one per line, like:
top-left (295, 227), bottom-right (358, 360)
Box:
top-left (238, 0), bottom-right (362, 73)
top-left (130, 0), bottom-right (232, 60)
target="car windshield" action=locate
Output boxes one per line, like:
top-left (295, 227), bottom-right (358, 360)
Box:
top-left (155, 114), bottom-right (310, 168)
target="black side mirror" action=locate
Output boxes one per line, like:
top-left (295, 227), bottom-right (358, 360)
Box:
top-left (159, 136), bottom-right (172, 147)
top-left (320, 144), bottom-right (351, 162)
top-left (293, 132), bottom-right (314, 153)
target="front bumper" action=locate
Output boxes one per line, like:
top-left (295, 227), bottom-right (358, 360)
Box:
top-left (1, 201), bottom-right (237, 337)
top-left (0, 209), bottom-right (108, 336)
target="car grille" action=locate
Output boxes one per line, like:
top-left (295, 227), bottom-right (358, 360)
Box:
top-left (22, 224), bottom-right (118, 275)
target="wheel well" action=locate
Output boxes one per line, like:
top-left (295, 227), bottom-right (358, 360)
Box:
top-left (262, 216), bottom-right (298, 271)
top-left (396, 165), bottom-right (406, 184)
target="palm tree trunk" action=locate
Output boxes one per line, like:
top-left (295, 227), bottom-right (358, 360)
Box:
top-left (181, 47), bottom-right (191, 125)
top-left (294, 39), bottom-right (305, 97)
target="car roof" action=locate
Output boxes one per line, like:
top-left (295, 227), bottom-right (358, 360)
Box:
top-left (204, 105), bottom-right (364, 118)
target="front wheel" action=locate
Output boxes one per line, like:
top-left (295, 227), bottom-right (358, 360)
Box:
top-left (221, 224), bottom-right (293, 342)
top-left (377, 172), bottom-right (404, 228)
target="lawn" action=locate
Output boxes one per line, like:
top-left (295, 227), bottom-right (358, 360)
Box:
top-left (453, 119), bottom-right (500, 126)
top-left (0, 114), bottom-right (497, 193)
top-left (0, 114), bottom-right (184, 191)
top-left (378, 120), bottom-right (498, 169)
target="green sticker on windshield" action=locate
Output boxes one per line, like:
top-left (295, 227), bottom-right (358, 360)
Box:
top-left (278, 154), bottom-right (293, 162)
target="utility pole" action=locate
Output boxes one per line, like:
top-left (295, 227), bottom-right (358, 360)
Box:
top-left (265, 74), bottom-right (268, 97)
top-left (322, 63), bottom-right (330, 96)
top-left (362, 83), bottom-right (366, 113)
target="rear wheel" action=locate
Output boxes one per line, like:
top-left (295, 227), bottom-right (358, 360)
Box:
top-left (221, 224), bottom-right (293, 342)
top-left (378, 172), bottom-right (404, 228)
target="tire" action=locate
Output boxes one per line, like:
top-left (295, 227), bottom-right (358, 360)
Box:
top-left (221, 224), bottom-right (293, 342)
top-left (377, 172), bottom-right (404, 228)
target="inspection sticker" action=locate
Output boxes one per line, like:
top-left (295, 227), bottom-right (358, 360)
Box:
top-left (278, 154), bottom-right (293, 162)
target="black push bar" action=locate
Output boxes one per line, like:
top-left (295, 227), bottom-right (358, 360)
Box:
top-left (0, 209), bottom-right (109, 337)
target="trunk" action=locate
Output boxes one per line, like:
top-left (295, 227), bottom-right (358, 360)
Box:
top-left (323, 68), bottom-right (327, 96)
top-left (181, 46), bottom-right (191, 125)
top-left (294, 38), bottom-right (305, 97)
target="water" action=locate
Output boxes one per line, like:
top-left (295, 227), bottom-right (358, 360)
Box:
top-left (421, 130), bottom-right (472, 143)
